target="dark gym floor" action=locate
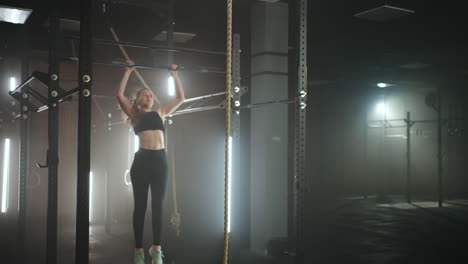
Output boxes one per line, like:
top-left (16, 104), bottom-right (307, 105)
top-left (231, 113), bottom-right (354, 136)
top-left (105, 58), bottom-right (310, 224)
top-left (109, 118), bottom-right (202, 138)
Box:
top-left (303, 197), bottom-right (468, 264)
top-left (1, 197), bottom-right (468, 263)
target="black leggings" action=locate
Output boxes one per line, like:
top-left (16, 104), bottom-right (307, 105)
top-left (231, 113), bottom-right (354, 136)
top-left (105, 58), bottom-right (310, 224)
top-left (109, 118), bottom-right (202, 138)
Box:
top-left (130, 148), bottom-right (168, 248)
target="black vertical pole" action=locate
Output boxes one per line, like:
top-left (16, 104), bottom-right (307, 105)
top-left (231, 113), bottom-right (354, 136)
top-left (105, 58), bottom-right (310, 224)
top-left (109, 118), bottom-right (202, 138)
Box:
top-left (105, 114), bottom-right (112, 234)
top-left (76, 0), bottom-right (93, 263)
top-left (167, 0), bottom-right (175, 64)
top-left (406, 112), bottom-right (411, 203)
top-left (46, 5), bottom-right (60, 264)
top-left (437, 87), bottom-right (443, 207)
top-left (18, 23), bottom-right (31, 264)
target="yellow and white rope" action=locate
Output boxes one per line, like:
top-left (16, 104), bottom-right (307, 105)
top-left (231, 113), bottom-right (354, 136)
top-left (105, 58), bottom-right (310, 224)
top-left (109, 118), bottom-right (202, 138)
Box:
top-left (223, 0), bottom-right (233, 263)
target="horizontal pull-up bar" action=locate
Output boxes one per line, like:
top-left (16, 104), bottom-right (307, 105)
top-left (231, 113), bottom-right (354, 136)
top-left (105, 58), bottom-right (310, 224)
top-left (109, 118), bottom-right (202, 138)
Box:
top-left (98, 0), bottom-right (168, 11)
top-left (171, 104), bottom-right (224, 116)
top-left (87, 92), bottom-right (227, 103)
top-left (183, 92), bottom-right (226, 103)
top-left (368, 118), bottom-right (464, 124)
top-left (36, 90), bottom-right (77, 113)
top-left (65, 35), bottom-right (226, 56)
top-left (107, 104), bottom-right (225, 123)
top-left (170, 98), bottom-right (297, 117)
top-left (63, 57), bottom-right (226, 74)
top-left (239, 99), bottom-right (296, 109)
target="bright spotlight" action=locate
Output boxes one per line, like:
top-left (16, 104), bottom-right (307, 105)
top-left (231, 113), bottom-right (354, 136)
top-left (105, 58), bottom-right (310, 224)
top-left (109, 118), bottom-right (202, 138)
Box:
top-left (377, 83), bottom-right (388, 88)
top-left (168, 76), bottom-right (175, 96)
top-left (376, 102), bottom-right (385, 115)
top-left (9, 77), bottom-right (16, 92)
top-left (2, 138), bottom-right (11, 213)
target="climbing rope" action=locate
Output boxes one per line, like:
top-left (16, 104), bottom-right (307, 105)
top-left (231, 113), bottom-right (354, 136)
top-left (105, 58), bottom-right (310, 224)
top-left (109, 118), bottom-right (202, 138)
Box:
top-left (170, 142), bottom-right (181, 236)
top-left (101, 4), bottom-right (161, 105)
top-left (108, 27), bottom-right (161, 106)
top-left (223, 0), bottom-right (233, 263)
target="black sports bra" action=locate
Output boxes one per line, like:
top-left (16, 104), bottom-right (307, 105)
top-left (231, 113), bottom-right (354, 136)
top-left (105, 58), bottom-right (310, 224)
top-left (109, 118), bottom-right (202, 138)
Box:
top-left (133, 111), bottom-right (165, 135)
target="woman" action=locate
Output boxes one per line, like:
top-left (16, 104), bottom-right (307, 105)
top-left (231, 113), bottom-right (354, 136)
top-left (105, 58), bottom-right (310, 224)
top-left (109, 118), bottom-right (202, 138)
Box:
top-left (115, 60), bottom-right (185, 264)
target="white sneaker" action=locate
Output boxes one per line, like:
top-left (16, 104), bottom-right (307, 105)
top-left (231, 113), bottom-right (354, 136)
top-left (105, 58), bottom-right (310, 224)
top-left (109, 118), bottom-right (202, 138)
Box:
top-left (148, 247), bottom-right (164, 264)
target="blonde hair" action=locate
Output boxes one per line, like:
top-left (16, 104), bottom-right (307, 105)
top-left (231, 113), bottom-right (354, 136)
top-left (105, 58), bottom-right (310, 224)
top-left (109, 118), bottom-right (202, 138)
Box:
top-left (126, 87), bottom-right (157, 126)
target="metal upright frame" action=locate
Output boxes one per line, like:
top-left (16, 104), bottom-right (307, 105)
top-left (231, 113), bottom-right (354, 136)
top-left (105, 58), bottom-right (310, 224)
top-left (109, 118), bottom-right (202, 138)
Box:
top-left (9, 1), bottom-right (309, 263)
top-left (8, 5), bottom-right (82, 264)
top-left (231, 33), bottom-right (241, 258)
top-left (46, 5), bottom-right (60, 264)
top-left (105, 113), bottom-right (112, 234)
top-left (294, 0), bottom-right (308, 262)
top-left (404, 112), bottom-right (415, 203)
top-left (232, 34), bottom-right (241, 165)
top-left (76, 0), bottom-right (93, 263)
top-left (437, 87), bottom-right (443, 207)
top-left (18, 20), bottom-right (31, 264)
top-left (366, 105), bottom-right (457, 207)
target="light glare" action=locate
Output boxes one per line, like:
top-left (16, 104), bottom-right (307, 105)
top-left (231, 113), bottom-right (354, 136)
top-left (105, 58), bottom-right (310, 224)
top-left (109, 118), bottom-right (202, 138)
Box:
top-left (168, 76), bottom-right (175, 96)
top-left (376, 102), bottom-right (385, 115)
top-left (2, 138), bottom-right (11, 213)
top-left (228, 136), bottom-right (232, 233)
top-left (134, 135), bottom-right (139, 153)
top-left (89, 171), bottom-right (93, 221)
top-left (9, 77), bottom-right (16, 92)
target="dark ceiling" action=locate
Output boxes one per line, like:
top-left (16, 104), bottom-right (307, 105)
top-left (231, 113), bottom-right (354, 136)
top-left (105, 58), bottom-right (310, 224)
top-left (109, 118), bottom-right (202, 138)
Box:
top-left (306, 0), bottom-right (468, 83)
top-left (0, 0), bottom-right (467, 84)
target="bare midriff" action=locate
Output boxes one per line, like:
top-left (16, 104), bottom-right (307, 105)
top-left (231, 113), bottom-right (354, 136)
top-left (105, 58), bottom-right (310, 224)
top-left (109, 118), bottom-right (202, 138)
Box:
top-left (137, 130), bottom-right (165, 150)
